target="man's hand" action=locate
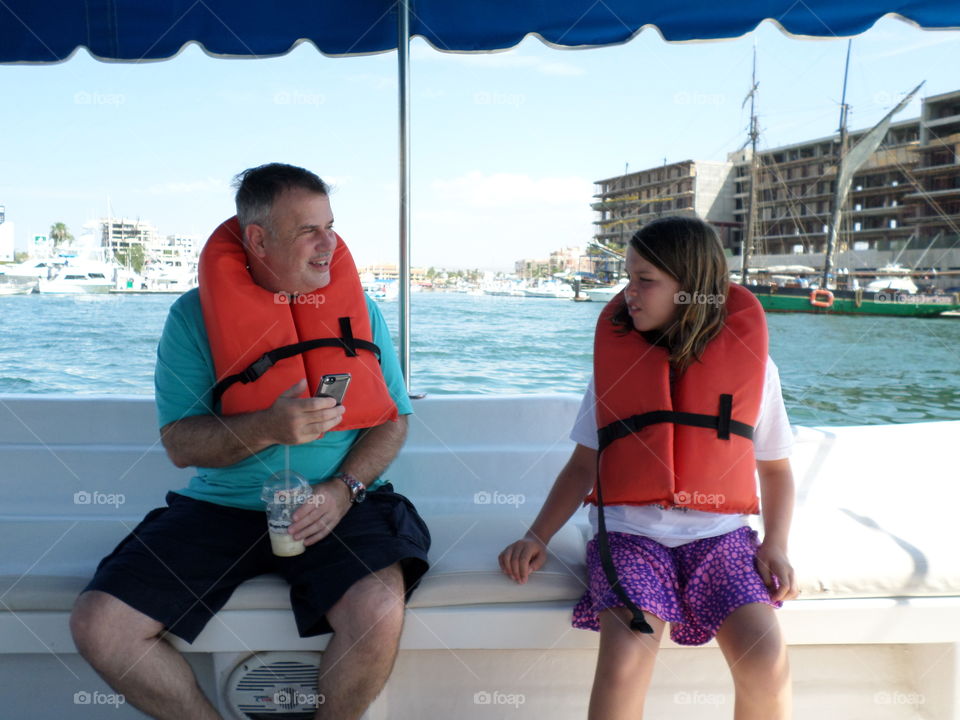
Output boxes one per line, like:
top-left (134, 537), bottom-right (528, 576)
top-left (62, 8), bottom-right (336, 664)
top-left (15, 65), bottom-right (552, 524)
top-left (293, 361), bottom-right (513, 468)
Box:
top-left (267, 379), bottom-right (346, 445)
top-left (289, 478), bottom-right (352, 546)
top-left (755, 541), bottom-right (800, 602)
top-left (161, 378), bottom-right (347, 469)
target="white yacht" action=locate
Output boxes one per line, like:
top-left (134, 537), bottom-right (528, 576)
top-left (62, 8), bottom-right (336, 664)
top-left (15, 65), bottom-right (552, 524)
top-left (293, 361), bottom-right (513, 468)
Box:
top-left (523, 280), bottom-right (576, 299)
top-left (38, 263), bottom-right (116, 294)
top-left (866, 264), bottom-right (920, 295)
top-left (584, 278), bottom-right (628, 302)
top-left (0, 258), bottom-right (60, 293)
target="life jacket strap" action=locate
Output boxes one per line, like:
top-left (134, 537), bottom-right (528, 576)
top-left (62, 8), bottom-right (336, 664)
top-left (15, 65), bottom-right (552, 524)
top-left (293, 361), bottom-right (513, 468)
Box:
top-left (597, 397), bottom-right (753, 453)
top-left (210, 318), bottom-right (382, 411)
top-left (593, 452), bottom-right (654, 635)
top-left (339, 316), bottom-right (359, 357)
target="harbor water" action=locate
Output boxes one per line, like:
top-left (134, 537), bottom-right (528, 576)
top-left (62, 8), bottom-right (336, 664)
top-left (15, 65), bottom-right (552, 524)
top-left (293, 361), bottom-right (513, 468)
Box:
top-left (0, 291), bottom-right (958, 426)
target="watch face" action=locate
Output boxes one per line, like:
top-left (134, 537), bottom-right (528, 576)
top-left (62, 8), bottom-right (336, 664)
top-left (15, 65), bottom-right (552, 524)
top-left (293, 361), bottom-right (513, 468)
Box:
top-left (353, 487), bottom-right (367, 503)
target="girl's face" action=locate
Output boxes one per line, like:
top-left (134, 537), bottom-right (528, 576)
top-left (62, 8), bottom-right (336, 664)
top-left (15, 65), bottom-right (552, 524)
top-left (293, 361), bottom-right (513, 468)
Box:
top-left (623, 246), bottom-right (682, 333)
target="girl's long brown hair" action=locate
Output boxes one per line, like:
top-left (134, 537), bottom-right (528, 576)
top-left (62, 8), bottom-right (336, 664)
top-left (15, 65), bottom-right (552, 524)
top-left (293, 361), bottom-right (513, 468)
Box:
top-left (611, 215), bottom-right (730, 372)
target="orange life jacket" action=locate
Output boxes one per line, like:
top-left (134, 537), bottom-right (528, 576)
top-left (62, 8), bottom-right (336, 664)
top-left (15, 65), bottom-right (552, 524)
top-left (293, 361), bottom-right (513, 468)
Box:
top-left (198, 216), bottom-right (398, 431)
top-left (585, 283), bottom-right (766, 514)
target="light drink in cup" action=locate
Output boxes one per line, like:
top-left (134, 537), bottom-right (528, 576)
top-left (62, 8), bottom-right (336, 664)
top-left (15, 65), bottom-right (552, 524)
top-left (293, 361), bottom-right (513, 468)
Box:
top-left (261, 470), bottom-right (311, 557)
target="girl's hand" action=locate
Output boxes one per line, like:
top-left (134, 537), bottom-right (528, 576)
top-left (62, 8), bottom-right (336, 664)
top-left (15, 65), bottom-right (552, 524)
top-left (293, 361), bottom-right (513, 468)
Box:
top-left (499, 536), bottom-right (548, 584)
top-left (755, 541), bottom-right (800, 602)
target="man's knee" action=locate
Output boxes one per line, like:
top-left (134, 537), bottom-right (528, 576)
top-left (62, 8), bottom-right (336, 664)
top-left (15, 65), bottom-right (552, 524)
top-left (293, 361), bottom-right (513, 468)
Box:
top-left (70, 590), bottom-right (163, 659)
top-left (328, 565), bottom-right (406, 641)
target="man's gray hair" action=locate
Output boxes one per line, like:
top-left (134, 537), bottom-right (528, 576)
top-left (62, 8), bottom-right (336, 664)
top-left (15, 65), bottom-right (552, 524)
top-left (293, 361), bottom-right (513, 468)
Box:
top-left (233, 163), bottom-right (329, 232)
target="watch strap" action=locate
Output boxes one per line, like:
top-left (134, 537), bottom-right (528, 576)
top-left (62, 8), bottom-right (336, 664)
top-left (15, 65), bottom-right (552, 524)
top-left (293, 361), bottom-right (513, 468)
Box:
top-left (334, 471), bottom-right (366, 503)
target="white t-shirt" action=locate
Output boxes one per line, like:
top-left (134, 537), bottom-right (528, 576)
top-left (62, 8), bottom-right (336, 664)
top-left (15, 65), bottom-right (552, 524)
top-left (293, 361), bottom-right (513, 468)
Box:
top-left (571, 356), bottom-right (794, 547)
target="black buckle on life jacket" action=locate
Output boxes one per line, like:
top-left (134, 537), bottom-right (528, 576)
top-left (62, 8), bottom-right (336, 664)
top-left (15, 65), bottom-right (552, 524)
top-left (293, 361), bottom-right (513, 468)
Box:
top-left (339, 317), bottom-right (358, 357)
top-left (717, 393), bottom-right (733, 440)
top-left (239, 353), bottom-right (276, 384)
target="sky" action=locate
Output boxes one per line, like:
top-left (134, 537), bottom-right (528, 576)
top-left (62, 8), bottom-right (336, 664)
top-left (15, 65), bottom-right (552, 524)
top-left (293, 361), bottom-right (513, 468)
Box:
top-left (1, 17), bottom-right (959, 271)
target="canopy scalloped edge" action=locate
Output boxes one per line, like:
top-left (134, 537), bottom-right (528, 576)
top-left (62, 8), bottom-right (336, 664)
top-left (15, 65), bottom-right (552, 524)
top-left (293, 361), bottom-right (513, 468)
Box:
top-left (0, 5), bottom-right (957, 66)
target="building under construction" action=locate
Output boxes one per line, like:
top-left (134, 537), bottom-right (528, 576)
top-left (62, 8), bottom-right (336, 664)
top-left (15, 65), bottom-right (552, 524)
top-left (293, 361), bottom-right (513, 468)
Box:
top-left (592, 160), bottom-right (735, 252)
top-left (595, 89), bottom-right (960, 276)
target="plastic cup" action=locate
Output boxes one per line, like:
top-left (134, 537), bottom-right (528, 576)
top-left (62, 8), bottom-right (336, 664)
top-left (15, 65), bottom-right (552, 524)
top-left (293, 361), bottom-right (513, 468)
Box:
top-left (261, 470), bottom-right (311, 557)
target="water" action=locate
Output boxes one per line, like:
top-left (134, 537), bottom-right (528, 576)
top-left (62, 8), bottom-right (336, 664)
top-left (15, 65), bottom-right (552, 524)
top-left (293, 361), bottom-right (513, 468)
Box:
top-left (1, 292), bottom-right (958, 426)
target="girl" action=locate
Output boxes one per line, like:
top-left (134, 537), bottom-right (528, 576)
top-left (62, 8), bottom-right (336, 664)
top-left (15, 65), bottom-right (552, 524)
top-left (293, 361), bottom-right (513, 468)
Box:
top-left (500, 215), bottom-right (799, 719)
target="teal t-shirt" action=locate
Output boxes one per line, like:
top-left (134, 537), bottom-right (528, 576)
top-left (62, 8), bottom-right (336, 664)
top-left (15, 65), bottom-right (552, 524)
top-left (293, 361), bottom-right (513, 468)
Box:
top-left (154, 288), bottom-right (413, 510)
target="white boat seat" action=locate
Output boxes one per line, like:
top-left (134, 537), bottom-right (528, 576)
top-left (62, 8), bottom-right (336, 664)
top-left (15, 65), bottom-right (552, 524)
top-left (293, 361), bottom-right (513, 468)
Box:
top-left (4, 501), bottom-right (959, 616)
top-left (0, 514), bottom-right (587, 613)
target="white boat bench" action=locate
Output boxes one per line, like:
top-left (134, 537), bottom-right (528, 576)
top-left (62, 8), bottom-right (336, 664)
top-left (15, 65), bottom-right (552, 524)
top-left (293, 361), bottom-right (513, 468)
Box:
top-left (1, 394), bottom-right (959, 719)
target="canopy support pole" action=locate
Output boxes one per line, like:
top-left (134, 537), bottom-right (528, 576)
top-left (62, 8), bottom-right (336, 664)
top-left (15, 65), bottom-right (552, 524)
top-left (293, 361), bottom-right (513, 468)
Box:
top-left (397, 0), bottom-right (412, 389)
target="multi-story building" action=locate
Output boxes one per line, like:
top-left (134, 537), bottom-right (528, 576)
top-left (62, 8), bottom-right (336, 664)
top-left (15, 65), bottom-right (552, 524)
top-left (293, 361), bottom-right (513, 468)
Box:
top-left (357, 263), bottom-right (431, 283)
top-left (514, 257), bottom-right (550, 279)
top-left (99, 218), bottom-right (160, 257)
top-left (731, 90), bottom-right (960, 263)
top-left (903, 90), bottom-right (960, 250)
top-left (594, 90), bottom-right (960, 274)
top-left (592, 160), bottom-right (735, 252)
top-left (549, 246), bottom-right (584, 275)
top-left (731, 120), bottom-right (920, 257)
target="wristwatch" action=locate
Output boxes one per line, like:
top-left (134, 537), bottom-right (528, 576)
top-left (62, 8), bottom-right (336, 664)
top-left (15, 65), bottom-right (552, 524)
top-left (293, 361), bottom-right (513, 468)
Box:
top-left (334, 471), bottom-right (366, 503)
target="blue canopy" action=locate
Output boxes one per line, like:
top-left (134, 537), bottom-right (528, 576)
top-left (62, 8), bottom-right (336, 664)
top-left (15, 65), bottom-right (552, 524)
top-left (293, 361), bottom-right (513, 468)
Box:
top-left (2, 0), bottom-right (958, 63)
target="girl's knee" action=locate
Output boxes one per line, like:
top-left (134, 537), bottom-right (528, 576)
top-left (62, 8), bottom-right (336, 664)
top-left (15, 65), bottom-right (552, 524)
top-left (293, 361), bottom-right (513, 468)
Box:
top-left (718, 604), bottom-right (789, 687)
top-left (597, 609), bottom-right (665, 667)
top-left (729, 632), bottom-right (790, 692)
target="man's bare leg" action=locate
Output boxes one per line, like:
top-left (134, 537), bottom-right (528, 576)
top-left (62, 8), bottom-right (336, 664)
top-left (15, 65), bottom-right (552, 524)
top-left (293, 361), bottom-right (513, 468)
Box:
top-left (314, 564), bottom-right (406, 720)
top-left (70, 590), bottom-right (221, 720)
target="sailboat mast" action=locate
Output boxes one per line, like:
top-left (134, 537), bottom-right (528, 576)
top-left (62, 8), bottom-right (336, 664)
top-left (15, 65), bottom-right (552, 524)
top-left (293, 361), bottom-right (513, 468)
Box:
top-left (740, 46), bottom-right (760, 285)
top-left (823, 40), bottom-right (853, 289)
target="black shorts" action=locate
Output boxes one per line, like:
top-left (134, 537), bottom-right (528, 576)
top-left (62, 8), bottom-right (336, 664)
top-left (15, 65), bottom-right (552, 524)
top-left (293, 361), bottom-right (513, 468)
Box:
top-left (83, 484), bottom-right (430, 643)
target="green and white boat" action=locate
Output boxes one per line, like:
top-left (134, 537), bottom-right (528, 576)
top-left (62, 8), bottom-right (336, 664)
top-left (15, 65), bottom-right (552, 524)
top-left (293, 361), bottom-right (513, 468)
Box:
top-left (749, 283), bottom-right (960, 317)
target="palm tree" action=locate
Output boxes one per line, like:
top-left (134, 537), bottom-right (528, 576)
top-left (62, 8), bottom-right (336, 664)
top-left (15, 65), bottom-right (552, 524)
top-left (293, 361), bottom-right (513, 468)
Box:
top-left (49, 222), bottom-right (73, 249)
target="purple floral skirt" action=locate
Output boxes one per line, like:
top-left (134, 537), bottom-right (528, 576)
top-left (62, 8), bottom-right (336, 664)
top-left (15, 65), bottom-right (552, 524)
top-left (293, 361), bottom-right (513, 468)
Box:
top-left (572, 526), bottom-right (781, 646)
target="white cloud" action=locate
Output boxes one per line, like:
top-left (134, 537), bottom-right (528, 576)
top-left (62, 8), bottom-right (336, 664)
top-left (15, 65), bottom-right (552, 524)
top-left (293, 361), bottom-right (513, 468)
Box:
top-left (859, 30), bottom-right (960, 61)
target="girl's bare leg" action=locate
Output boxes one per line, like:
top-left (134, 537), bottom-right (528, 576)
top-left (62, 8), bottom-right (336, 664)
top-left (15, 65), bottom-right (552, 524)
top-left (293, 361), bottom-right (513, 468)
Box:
top-left (588, 608), bottom-right (667, 720)
top-left (715, 602), bottom-right (791, 720)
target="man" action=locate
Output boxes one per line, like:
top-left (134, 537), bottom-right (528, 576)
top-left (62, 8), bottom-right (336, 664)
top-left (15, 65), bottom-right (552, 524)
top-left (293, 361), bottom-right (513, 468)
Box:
top-left (70, 163), bottom-right (430, 720)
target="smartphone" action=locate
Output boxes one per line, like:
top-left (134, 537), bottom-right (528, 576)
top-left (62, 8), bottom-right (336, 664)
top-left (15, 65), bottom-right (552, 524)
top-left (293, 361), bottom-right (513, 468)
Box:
top-left (316, 373), bottom-right (351, 405)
